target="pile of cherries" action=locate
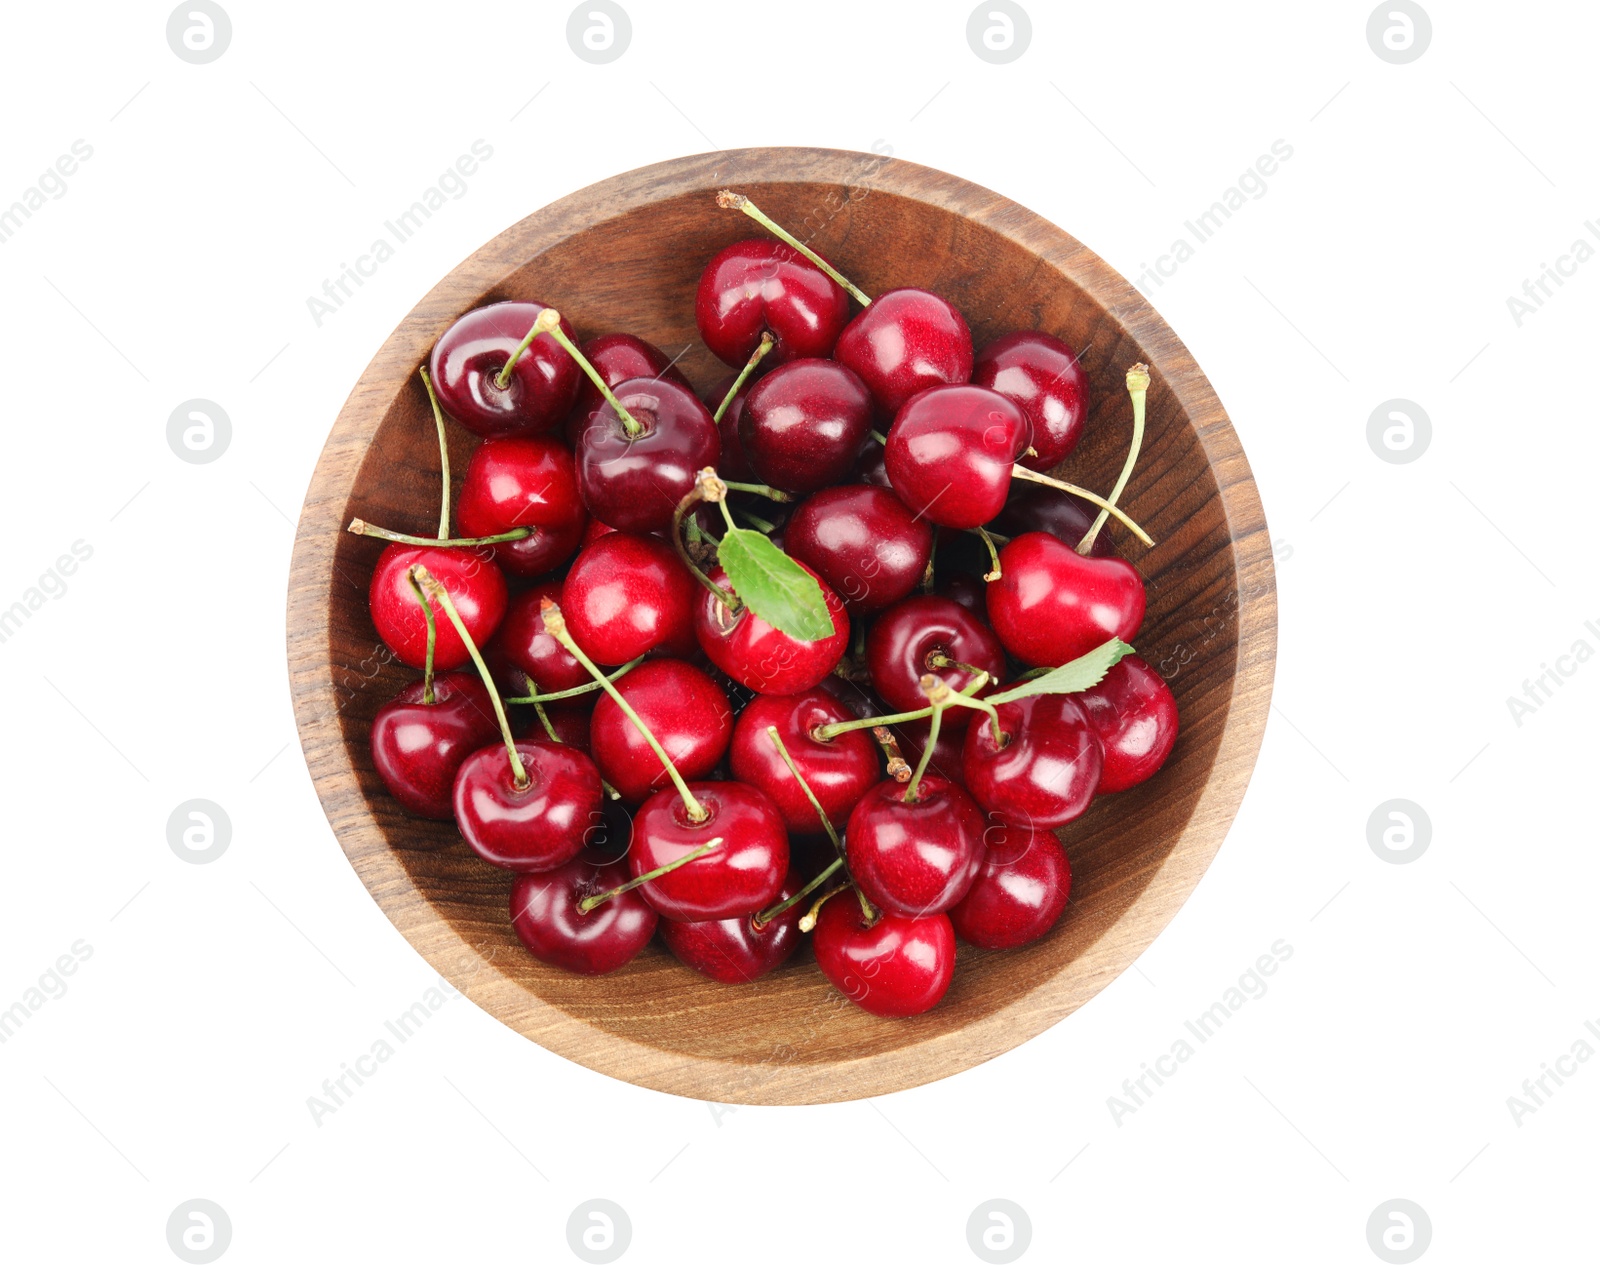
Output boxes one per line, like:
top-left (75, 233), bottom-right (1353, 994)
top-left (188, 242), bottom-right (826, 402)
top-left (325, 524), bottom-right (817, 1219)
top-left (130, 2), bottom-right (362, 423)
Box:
top-left (358, 191), bottom-right (1178, 1018)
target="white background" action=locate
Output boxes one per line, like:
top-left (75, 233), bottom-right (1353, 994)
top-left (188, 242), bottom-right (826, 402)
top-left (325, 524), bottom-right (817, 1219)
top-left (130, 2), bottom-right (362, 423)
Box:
top-left (1, 1), bottom-right (1595, 1261)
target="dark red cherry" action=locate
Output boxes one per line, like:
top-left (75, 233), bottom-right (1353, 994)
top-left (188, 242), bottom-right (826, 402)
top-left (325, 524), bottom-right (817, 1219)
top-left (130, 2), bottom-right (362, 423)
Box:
top-left (537, 702), bottom-right (593, 753)
top-left (694, 563), bottom-right (849, 696)
top-left (845, 776), bottom-right (985, 916)
top-left (935, 571), bottom-right (987, 617)
top-left (658, 869), bottom-right (804, 982)
top-left (972, 331), bottom-right (1088, 471)
top-left (695, 239), bottom-right (850, 368)
top-left (705, 373), bottom-right (757, 481)
top-left (949, 823), bottom-right (1071, 950)
top-left (986, 531), bottom-right (1145, 667)
top-left (452, 739), bottom-right (602, 871)
top-left (560, 533), bottom-right (697, 665)
top-left (833, 288), bottom-right (974, 416)
top-left (1076, 655), bottom-right (1179, 792)
top-left (488, 582), bottom-right (586, 694)
top-left (429, 300), bottom-right (580, 438)
top-left (454, 435), bottom-right (587, 578)
top-left (962, 693), bottom-right (1103, 828)
top-left (589, 659), bottom-right (732, 803)
top-left (510, 850), bottom-right (657, 975)
top-left (884, 384), bottom-right (1027, 529)
top-left (728, 687), bottom-right (878, 831)
top-left (368, 544), bottom-right (507, 671)
top-left (630, 781), bottom-right (788, 921)
top-left (571, 332), bottom-right (691, 422)
top-left (784, 485), bottom-right (933, 617)
top-left (811, 898), bottom-right (956, 1017)
top-left (370, 672), bottom-right (499, 818)
top-left (866, 595), bottom-right (1004, 731)
top-left (994, 481), bottom-right (1117, 558)
top-left (740, 358), bottom-right (873, 494)
top-left (575, 377), bottom-right (719, 534)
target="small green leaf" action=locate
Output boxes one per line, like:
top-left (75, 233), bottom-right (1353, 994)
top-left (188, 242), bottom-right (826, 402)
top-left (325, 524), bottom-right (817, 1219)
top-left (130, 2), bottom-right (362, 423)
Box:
top-left (988, 638), bottom-right (1135, 705)
top-left (717, 527), bottom-right (835, 641)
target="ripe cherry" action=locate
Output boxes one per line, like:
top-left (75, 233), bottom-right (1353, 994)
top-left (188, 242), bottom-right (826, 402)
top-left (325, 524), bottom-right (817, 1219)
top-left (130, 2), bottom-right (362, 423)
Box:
top-left (854, 436), bottom-right (892, 489)
top-left (811, 898), bottom-right (956, 1017)
top-left (986, 531), bottom-right (1145, 667)
top-left (740, 358), bottom-right (873, 494)
top-left (369, 544), bottom-right (506, 671)
top-left (561, 533), bottom-right (697, 665)
top-left (454, 435), bottom-right (587, 578)
top-left (866, 594), bottom-right (1003, 730)
top-left (453, 738), bottom-right (603, 871)
top-left (834, 288), bottom-right (974, 416)
top-left (429, 300), bottom-right (580, 437)
top-left (844, 775), bottom-right (984, 916)
top-left (883, 384), bottom-right (1027, 529)
top-left (784, 485), bottom-right (933, 616)
top-left (658, 869), bottom-right (805, 982)
top-left (570, 332), bottom-right (691, 424)
top-left (576, 376), bottom-right (720, 533)
top-left (949, 824), bottom-right (1071, 950)
top-left (695, 239), bottom-right (850, 367)
top-left (630, 781), bottom-right (788, 921)
top-left (694, 563), bottom-right (849, 696)
top-left (1076, 654), bottom-right (1179, 792)
top-left (728, 687), bottom-right (878, 831)
top-left (706, 372), bottom-right (757, 481)
top-left (488, 582), bottom-right (587, 695)
top-left (510, 850), bottom-right (657, 975)
top-left (370, 672), bottom-right (499, 819)
top-left (589, 659), bottom-right (732, 803)
top-left (971, 331), bottom-right (1088, 471)
top-left (961, 693), bottom-right (1103, 828)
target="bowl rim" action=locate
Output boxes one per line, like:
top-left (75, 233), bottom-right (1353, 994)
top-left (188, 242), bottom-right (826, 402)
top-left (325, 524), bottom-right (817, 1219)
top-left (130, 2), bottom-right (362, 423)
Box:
top-left (286, 146), bottom-right (1277, 1104)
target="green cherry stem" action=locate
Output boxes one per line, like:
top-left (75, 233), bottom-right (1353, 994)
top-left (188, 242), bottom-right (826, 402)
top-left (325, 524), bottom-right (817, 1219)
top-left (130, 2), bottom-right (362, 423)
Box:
top-left (577, 839), bottom-right (723, 914)
top-left (411, 565), bottom-right (527, 789)
top-left (347, 520), bottom-right (531, 548)
top-left (713, 332), bottom-right (774, 423)
top-left (522, 308), bottom-right (644, 438)
top-left (502, 656), bottom-right (643, 705)
top-left (1078, 363), bottom-right (1151, 555)
top-left (716, 190), bottom-right (872, 307)
top-left (671, 470), bottom-right (739, 611)
top-left (754, 857), bottom-right (843, 929)
top-left (721, 481), bottom-right (794, 503)
top-left (872, 726), bottom-right (912, 782)
top-left (971, 526), bottom-right (1004, 580)
top-left (531, 701), bottom-right (560, 743)
top-left (734, 506), bottom-right (778, 534)
top-left (902, 676), bottom-right (949, 804)
top-left (419, 365), bottom-right (451, 539)
top-left (810, 672), bottom-right (991, 742)
top-left (406, 570), bottom-right (438, 705)
top-left (763, 724), bottom-right (875, 923)
top-left (1009, 466), bottom-right (1153, 546)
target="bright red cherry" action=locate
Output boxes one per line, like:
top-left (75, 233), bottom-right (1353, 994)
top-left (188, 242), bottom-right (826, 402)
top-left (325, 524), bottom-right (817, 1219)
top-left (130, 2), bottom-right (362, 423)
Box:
top-left (694, 563), bottom-right (849, 696)
top-left (570, 332), bottom-right (691, 423)
top-left (784, 485), bottom-right (933, 616)
top-left (883, 384), bottom-right (1028, 529)
top-left (1076, 655), bottom-right (1179, 792)
top-left (454, 435), bottom-right (587, 578)
top-left (452, 739), bottom-right (602, 871)
top-left (986, 531), bottom-right (1145, 667)
top-left (589, 659), bottom-right (732, 803)
top-left (658, 869), bottom-right (804, 982)
top-left (630, 781), bottom-right (788, 921)
top-left (510, 850), bottom-right (657, 975)
top-left (949, 824), bottom-right (1071, 950)
top-left (368, 544), bottom-right (507, 671)
top-left (575, 377), bottom-right (719, 533)
top-left (740, 359), bottom-right (873, 494)
top-left (994, 482), bottom-right (1117, 558)
top-left (866, 595), bottom-right (1003, 730)
top-left (561, 533), bottom-right (697, 665)
top-left (488, 582), bottom-right (587, 695)
top-left (972, 331), bottom-right (1088, 471)
top-left (845, 776), bottom-right (985, 916)
top-left (429, 300), bottom-right (580, 438)
top-left (833, 288), bottom-right (974, 416)
top-left (728, 687), bottom-right (878, 831)
top-left (695, 239), bottom-right (850, 368)
top-left (811, 898), bottom-right (956, 1017)
top-left (961, 694), bottom-right (1103, 828)
top-left (370, 672), bottom-right (499, 818)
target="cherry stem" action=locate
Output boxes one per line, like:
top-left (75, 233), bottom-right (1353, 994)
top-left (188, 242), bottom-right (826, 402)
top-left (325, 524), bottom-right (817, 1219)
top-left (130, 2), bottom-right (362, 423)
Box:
top-left (411, 565), bottom-right (527, 789)
top-left (523, 308), bottom-right (644, 438)
top-left (722, 480), bottom-right (793, 503)
top-left (714, 495), bottom-right (740, 536)
top-left (797, 882), bottom-right (871, 933)
top-left (734, 506), bottom-right (777, 534)
top-left (1010, 466), bottom-right (1153, 546)
top-left (1079, 363), bottom-right (1151, 555)
top-left (764, 725), bottom-right (842, 852)
top-left (671, 471), bottom-right (739, 611)
top-left (406, 571), bottom-right (438, 705)
top-left (716, 190), bottom-right (872, 307)
top-left (541, 598), bottom-right (708, 822)
top-left (926, 652), bottom-right (988, 677)
top-left (576, 838), bottom-right (723, 914)
top-left (754, 857), bottom-right (843, 929)
top-left (347, 519), bottom-right (531, 548)
top-left (418, 365), bottom-right (451, 539)
top-left (502, 656), bottom-right (643, 705)
top-left (902, 676), bottom-right (949, 804)
top-left (872, 726), bottom-right (912, 782)
top-left (531, 701), bottom-right (560, 743)
top-left (947, 689), bottom-right (1005, 747)
top-left (713, 333), bottom-right (774, 423)
top-left (811, 672), bottom-right (991, 741)
top-left (869, 429), bottom-right (888, 445)
top-left (971, 526), bottom-right (1004, 580)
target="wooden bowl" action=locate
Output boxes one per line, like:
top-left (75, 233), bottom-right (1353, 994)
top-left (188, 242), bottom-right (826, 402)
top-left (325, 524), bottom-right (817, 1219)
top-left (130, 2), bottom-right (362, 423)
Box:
top-left (287, 148), bottom-right (1276, 1104)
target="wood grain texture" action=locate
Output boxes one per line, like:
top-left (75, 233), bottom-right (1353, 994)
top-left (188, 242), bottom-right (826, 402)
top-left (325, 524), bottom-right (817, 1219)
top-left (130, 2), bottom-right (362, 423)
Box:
top-left (286, 147), bottom-right (1277, 1104)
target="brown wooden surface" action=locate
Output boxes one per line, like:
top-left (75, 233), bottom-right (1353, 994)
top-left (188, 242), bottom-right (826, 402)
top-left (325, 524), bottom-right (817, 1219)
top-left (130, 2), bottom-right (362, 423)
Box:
top-left (286, 147), bottom-right (1277, 1105)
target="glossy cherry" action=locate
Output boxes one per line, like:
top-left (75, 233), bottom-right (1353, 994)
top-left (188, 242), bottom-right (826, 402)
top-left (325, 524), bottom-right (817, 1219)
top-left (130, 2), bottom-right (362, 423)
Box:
top-left (994, 481), bottom-right (1116, 558)
top-left (811, 898), bottom-right (956, 1017)
top-left (452, 738), bottom-right (602, 871)
top-left (694, 563), bottom-right (849, 696)
top-left (784, 485), bottom-right (933, 616)
top-left (454, 435), bottom-right (587, 578)
top-left (569, 332), bottom-right (691, 427)
top-left (866, 595), bottom-right (1003, 730)
top-left (368, 544), bottom-right (507, 671)
top-left (695, 239), bottom-right (850, 367)
top-left (561, 533), bottom-right (697, 665)
top-left (589, 659), bottom-right (732, 803)
top-left (854, 436), bottom-right (892, 489)
top-left (429, 300), bottom-right (580, 437)
top-left (962, 693), bottom-right (1103, 828)
top-left (728, 687), bottom-right (879, 831)
top-left (658, 869), bottom-right (805, 983)
top-left (884, 384), bottom-right (1028, 529)
top-left (949, 823), bottom-right (1071, 950)
top-left (986, 531), bottom-right (1145, 667)
top-left (740, 358), bottom-right (873, 494)
top-left (706, 373), bottom-right (758, 481)
top-left (1076, 654), bottom-right (1179, 792)
top-left (370, 672), bottom-right (499, 818)
top-left (972, 331), bottom-right (1088, 471)
top-left (630, 781), bottom-right (788, 921)
top-left (845, 775), bottom-right (985, 916)
top-left (537, 702), bottom-right (593, 752)
top-left (576, 377), bottom-right (719, 534)
top-left (488, 582), bottom-right (586, 695)
top-left (833, 288), bottom-right (974, 416)
top-left (510, 850), bottom-right (657, 975)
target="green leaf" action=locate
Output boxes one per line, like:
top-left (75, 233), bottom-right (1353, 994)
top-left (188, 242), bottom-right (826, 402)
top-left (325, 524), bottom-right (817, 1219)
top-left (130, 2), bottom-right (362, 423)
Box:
top-left (717, 527), bottom-right (836, 642)
top-left (988, 638), bottom-right (1136, 705)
